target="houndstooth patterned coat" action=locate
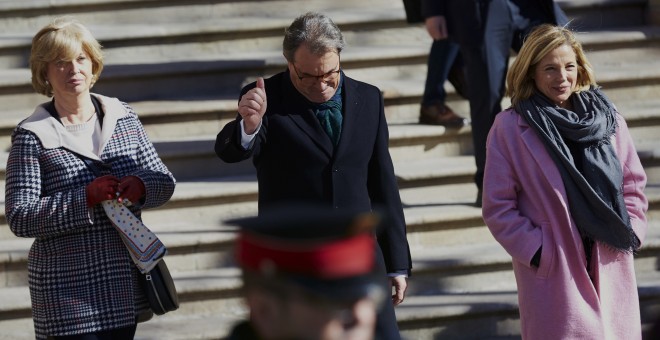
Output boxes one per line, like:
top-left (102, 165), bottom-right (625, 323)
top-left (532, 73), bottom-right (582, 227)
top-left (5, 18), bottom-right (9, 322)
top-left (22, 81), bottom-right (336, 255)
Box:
top-left (5, 94), bottom-right (176, 339)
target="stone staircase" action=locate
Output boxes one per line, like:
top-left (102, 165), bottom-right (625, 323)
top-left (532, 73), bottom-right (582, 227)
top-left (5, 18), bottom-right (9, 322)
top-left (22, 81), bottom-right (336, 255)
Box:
top-left (1, 0), bottom-right (659, 339)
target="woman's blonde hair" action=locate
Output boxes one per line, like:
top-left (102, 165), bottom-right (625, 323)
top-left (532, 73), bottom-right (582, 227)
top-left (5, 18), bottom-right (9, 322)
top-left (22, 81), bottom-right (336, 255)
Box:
top-left (29, 17), bottom-right (104, 97)
top-left (506, 24), bottom-right (596, 106)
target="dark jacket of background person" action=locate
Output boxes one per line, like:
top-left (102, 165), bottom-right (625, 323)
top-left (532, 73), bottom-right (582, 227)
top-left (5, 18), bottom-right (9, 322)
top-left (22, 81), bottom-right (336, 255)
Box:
top-left (418, 0), bottom-right (567, 202)
top-left (420, 0), bottom-right (567, 40)
top-left (5, 94), bottom-right (176, 339)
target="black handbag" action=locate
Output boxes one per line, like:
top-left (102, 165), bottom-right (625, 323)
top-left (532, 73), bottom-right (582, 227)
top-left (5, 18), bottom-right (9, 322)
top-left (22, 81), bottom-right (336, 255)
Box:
top-left (140, 259), bottom-right (179, 315)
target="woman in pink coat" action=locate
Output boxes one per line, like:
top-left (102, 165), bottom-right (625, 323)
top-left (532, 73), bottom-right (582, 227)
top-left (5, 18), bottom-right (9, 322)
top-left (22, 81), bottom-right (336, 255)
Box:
top-left (482, 24), bottom-right (648, 339)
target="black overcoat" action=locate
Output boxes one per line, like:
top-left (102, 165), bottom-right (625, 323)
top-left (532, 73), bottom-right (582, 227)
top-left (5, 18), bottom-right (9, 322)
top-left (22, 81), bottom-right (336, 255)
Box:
top-left (215, 71), bottom-right (412, 275)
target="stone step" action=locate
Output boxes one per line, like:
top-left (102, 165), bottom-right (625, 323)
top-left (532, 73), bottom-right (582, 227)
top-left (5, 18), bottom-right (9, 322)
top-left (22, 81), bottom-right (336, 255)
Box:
top-left (97, 272), bottom-right (660, 340)
top-left (0, 180), bottom-right (484, 287)
top-left (1, 21), bottom-right (659, 113)
top-left (0, 41), bottom-right (659, 150)
top-left (3, 37), bottom-right (659, 117)
top-left (2, 253), bottom-right (659, 340)
top-left (102, 273), bottom-right (660, 340)
top-left (409, 217), bottom-right (660, 295)
top-left (152, 136), bottom-right (476, 182)
top-left (0, 118), bottom-right (469, 180)
top-left (147, 114), bottom-right (660, 181)
top-left (0, 0), bottom-right (650, 65)
top-left (1, 149), bottom-right (659, 239)
top-left (0, 141), bottom-right (657, 215)
top-left (0, 153), bottom-right (482, 240)
top-left (0, 96), bottom-right (658, 184)
top-left (0, 0), bottom-right (405, 32)
top-left (398, 273), bottom-right (660, 340)
top-left (0, 81), bottom-right (658, 164)
top-left (3, 195), bottom-right (660, 290)
top-left (137, 182), bottom-right (660, 249)
top-left (0, 122), bottom-right (475, 181)
top-left (0, 0), bottom-right (409, 68)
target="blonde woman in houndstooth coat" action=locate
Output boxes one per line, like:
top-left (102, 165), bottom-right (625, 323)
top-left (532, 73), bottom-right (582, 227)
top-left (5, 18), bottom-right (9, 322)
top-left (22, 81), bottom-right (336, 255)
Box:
top-left (5, 17), bottom-right (176, 340)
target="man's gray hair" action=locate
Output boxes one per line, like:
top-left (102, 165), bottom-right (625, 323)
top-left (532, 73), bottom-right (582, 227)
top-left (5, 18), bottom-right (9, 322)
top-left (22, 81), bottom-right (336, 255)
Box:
top-left (283, 12), bottom-right (345, 62)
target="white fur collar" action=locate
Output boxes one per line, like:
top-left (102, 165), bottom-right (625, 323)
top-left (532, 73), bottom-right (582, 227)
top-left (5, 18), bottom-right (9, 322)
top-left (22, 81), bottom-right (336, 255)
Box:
top-left (19, 93), bottom-right (129, 161)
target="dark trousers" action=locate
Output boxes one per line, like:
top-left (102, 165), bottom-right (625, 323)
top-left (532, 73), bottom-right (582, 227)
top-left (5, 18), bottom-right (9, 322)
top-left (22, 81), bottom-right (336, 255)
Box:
top-left (422, 39), bottom-right (461, 106)
top-left (446, 0), bottom-right (547, 189)
top-left (49, 324), bottom-right (137, 340)
top-left (375, 289), bottom-right (401, 340)
top-left (374, 244), bottom-right (402, 340)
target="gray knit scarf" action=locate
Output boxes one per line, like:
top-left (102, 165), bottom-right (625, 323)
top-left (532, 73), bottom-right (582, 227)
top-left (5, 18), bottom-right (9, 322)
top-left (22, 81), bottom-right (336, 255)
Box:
top-left (515, 86), bottom-right (638, 251)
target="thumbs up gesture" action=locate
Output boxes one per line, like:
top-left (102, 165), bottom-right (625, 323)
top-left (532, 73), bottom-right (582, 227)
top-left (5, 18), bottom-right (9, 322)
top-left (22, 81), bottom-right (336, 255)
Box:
top-left (238, 77), bottom-right (267, 135)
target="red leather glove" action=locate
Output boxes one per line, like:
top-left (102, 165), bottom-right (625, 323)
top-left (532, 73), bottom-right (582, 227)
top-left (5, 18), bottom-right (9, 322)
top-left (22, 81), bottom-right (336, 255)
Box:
top-left (86, 175), bottom-right (120, 207)
top-left (117, 176), bottom-right (146, 205)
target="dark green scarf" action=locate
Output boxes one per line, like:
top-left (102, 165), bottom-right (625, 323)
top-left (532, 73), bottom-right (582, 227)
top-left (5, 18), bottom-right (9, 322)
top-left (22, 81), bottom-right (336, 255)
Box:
top-left (312, 83), bottom-right (343, 147)
top-left (515, 86), bottom-right (638, 251)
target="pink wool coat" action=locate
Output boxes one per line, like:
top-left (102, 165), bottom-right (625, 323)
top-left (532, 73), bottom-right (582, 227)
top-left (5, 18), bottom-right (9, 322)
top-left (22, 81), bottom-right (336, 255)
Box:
top-left (482, 108), bottom-right (648, 340)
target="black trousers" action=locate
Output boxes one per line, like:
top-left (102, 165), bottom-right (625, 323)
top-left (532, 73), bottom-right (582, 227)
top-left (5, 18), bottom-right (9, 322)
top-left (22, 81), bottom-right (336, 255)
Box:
top-left (374, 244), bottom-right (403, 340)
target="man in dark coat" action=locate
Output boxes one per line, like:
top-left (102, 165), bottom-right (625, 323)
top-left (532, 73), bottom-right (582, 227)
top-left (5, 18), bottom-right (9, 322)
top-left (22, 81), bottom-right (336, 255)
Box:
top-left (419, 0), bottom-right (568, 206)
top-left (215, 12), bottom-right (412, 339)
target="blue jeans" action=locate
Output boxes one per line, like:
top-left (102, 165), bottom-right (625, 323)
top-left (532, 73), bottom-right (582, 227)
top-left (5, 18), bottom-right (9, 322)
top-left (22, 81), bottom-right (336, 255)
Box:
top-left (422, 39), bottom-right (461, 107)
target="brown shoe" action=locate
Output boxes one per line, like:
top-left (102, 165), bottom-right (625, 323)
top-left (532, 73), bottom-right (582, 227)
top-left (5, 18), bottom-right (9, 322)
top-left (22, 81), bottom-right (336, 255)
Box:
top-left (419, 103), bottom-right (468, 127)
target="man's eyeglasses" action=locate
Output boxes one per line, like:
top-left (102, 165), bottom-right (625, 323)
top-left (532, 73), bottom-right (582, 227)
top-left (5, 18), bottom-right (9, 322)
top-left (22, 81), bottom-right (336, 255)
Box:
top-left (292, 60), bottom-right (341, 86)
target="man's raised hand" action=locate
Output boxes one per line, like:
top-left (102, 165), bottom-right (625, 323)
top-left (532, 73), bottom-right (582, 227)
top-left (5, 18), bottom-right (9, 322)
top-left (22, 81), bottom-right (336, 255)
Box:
top-left (238, 77), bottom-right (267, 134)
